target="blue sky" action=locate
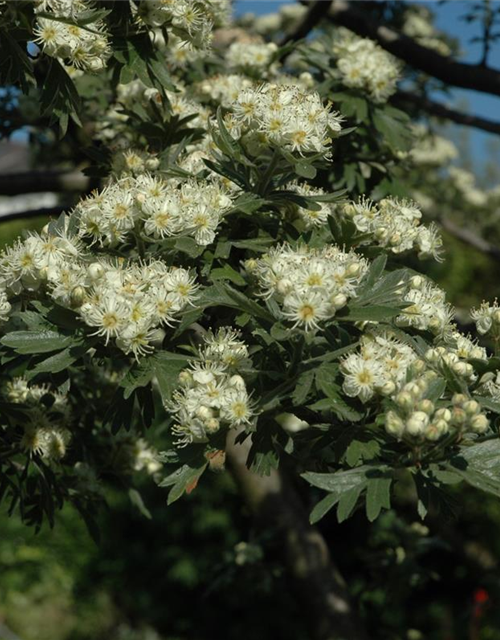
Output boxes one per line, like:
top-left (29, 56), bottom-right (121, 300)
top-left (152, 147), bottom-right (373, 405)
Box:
top-left (234, 0), bottom-right (500, 172)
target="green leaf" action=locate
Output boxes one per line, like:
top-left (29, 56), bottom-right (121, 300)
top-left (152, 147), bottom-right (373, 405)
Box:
top-left (295, 161), bottom-right (317, 179)
top-left (337, 305), bottom-right (402, 323)
top-left (128, 488), bottom-right (152, 520)
top-left (337, 484), bottom-right (365, 523)
top-left (121, 359), bottom-right (156, 400)
top-left (292, 370), bottom-right (315, 406)
top-left (477, 396), bottom-right (500, 415)
top-left (446, 440), bottom-right (500, 498)
top-left (309, 492), bottom-right (339, 524)
top-left (200, 282), bottom-right (274, 322)
top-left (152, 352), bottom-right (191, 404)
top-left (26, 348), bottom-right (79, 380)
top-left (210, 265), bottom-right (246, 287)
top-left (160, 463), bottom-right (208, 504)
top-left (365, 476), bottom-right (392, 522)
top-left (1, 330), bottom-right (77, 354)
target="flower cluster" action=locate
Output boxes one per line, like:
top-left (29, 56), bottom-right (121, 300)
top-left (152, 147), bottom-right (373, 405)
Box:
top-left (117, 437), bottom-right (163, 475)
top-left (75, 174), bottom-right (232, 247)
top-left (250, 243), bottom-right (368, 331)
top-left (410, 126), bottom-right (458, 167)
top-left (396, 276), bottom-right (454, 336)
top-left (386, 381), bottom-right (489, 442)
top-left (168, 328), bottom-right (254, 447)
top-left (226, 83), bottom-right (343, 157)
top-left (0, 287), bottom-right (10, 323)
top-left (34, 0), bottom-right (111, 72)
top-left (332, 28), bottom-right (401, 103)
top-left (470, 300), bottom-right (500, 336)
top-left (288, 183), bottom-right (333, 228)
top-left (135, 0), bottom-right (230, 50)
top-left (0, 228), bottom-right (198, 358)
top-left (424, 339), bottom-right (486, 384)
top-left (338, 197), bottom-right (443, 260)
top-left (198, 74), bottom-right (254, 108)
top-left (402, 7), bottom-right (452, 56)
top-left (341, 331), bottom-right (418, 403)
top-left (225, 41), bottom-right (278, 74)
top-left (5, 377), bottom-right (72, 461)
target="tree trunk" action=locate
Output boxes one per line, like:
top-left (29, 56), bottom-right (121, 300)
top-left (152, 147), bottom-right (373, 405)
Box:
top-left (225, 428), bottom-right (369, 640)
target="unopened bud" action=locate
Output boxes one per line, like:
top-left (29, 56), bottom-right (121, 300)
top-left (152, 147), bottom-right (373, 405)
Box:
top-left (205, 418), bottom-right (220, 434)
top-left (87, 262), bottom-right (105, 281)
top-left (385, 411), bottom-right (405, 438)
top-left (395, 391), bottom-right (413, 410)
top-left (463, 400), bottom-right (480, 416)
top-left (470, 414), bottom-right (489, 434)
top-left (331, 293), bottom-right (347, 310)
top-left (70, 286), bottom-right (86, 308)
top-left (406, 411), bottom-right (429, 436)
top-left (417, 399), bottom-right (434, 414)
top-left (410, 276), bottom-right (424, 289)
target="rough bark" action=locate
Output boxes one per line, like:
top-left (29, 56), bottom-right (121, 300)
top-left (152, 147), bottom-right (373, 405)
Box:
top-left (225, 428), bottom-right (369, 640)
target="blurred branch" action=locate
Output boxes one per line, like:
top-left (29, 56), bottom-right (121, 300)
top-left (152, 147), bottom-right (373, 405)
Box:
top-left (393, 90), bottom-right (500, 136)
top-left (329, 0), bottom-right (500, 97)
top-left (279, 0), bottom-right (333, 48)
top-left (0, 170), bottom-right (91, 196)
top-left (440, 217), bottom-right (500, 262)
top-left (225, 428), bottom-right (369, 640)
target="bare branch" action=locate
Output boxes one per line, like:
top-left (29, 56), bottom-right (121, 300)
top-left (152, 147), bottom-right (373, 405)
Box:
top-left (279, 0), bottom-right (333, 48)
top-left (393, 90), bottom-right (500, 136)
top-left (226, 428), bottom-right (369, 640)
top-left (329, 0), bottom-right (500, 98)
top-left (0, 170), bottom-right (92, 196)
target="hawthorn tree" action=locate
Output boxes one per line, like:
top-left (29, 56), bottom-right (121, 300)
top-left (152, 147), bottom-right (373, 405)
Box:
top-left (2, 2), bottom-right (500, 639)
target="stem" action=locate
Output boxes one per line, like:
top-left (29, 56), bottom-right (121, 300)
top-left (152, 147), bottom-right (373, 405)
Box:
top-left (226, 427), bottom-right (369, 640)
top-left (257, 150), bottom-right (280, 196)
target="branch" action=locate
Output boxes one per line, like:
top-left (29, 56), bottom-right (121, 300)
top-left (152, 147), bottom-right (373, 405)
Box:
top-left (279, 0), bottom-right (333, 48)
top-left (440, 217), bottom-right (500, 262)
top-left (0, 170), bottom-right (92, 196)
top-left (393, 90), bottom-right (500, 136)
top-left (225, 428), bottom-right (369, 640)
top-left (329, 0), bottom-right (500, 97)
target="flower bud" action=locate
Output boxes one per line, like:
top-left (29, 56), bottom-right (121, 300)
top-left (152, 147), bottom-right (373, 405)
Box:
top-left (406, 411), bottom-right (429, 436)
top-left (452, 361), bottom-right (470, 377)
top-left (451, 407), bottom-right (467, 426)
top-left (331, 293), bottom-right (347, 310)
top-left (178, 370), bottom-right (193, 386)
top-left (346, 262), bottom-right (362, 277)
top-left (470, 414), bottom-right (489, 434)
top-left (229, 375), bottom-right (246, 390)
top-left (463, 400), bottom-right (480, 416)
top-left (452, 393), bottom-right (467, 406)
top-left (70, 286), bottom-right (86, 308)
top-left (417, 399), bottom-right (434, 414)
top-left (493, 309), bottom-right (500, 325)
top-left (196, 406), bottom-right (214, 421)
top-left (87, 262), bottom-right (105, 281)
top-left (385, 411), bottom-right (405, 438)
top-left (395, 391), bottom-right (413, 410)
top-left (205, 418), bottom-right (220, 434)
top-left (410, 275), bottom-right (424, 289)
top-left (378, 380), bottom-right (396, 396)
top-left (434, 408), bottom-right (451, 422)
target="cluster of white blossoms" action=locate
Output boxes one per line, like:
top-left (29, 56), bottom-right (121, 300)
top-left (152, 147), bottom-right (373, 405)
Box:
top-left (249, 243), bottom-right (368, 331)
top-left (396, 276), bottom-right (453, 336)
top-left (225, 41), bottom-right (278, 74)
top-left (75, 174), bottom-right (232, 247)
top-left (134, 0), bottom-right (230, 50)
top-left (402, 7), bottom-right (452, 56)
top-left (470, 300), bottom-right (500, 336)
top-left (33, 0), bottom-right (111, 72)
top-left (168, 328), bottom-right (254, 447)
top-left (410, 126), bottom-right (458, 167)
top-left (341, 331), bottom-right (418, 403)
top-left (287, 183), bottom-right (333, 229)
top-left (332, 28), bottom-right (401, 103)
top-left (225, 83), bottom-right (343, 157)
top-left (119, 437), bottom-right (163, 476)
top-left (338, 197), bottom-right (443, 260)
top-left (249, 2), bottom-right (307, 36)
top-left (424, 336), bottom-right (487, 384)
top-left (198, 74), bottom-right (254, 109)
top-left (448, 167), bottom-right (488, 208)
top-left (0, 227), bottom-right (198, 358)
top-left (386, 380), bottom-right (489, 442)
top-left (5, 377), bottom-right (72, 461)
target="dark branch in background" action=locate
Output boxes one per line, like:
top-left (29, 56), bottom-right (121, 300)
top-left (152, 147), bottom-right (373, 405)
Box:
top-left (440, 217), bottom-right (500, 263)
top-left (393, 90), bottom-right (500, 136)
top-left (328, 0), bottom-right (500, 97)
top-left (0, 170), bottom-right (92, 196)
top-left (279, 0), bottom-right (333, 48)
top-left (0, 206), bottom-right (67, 224)
top-left (226, 428), bottom-right (369, 640)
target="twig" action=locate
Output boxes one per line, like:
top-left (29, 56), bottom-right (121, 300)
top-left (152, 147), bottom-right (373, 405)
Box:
top-left (279, 0), bottom-right (333, 49)
top-left (225, 427), bottom-right (369, 640)
top-left (393, 90), bottom-right (500, 137)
